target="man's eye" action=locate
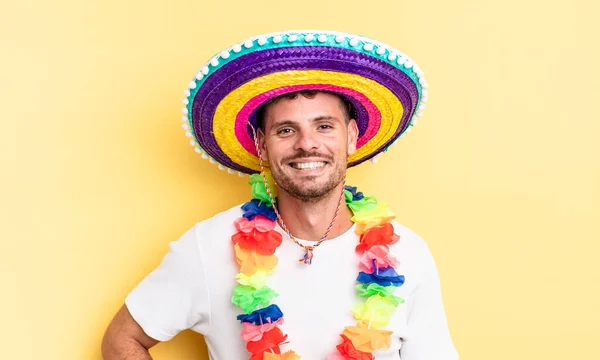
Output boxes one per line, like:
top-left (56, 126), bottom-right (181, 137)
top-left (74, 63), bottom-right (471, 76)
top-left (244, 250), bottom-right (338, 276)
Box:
top-left (319, 125), bottom-right (333, 130)
top-left (277, 128), bottom-right (293, 134)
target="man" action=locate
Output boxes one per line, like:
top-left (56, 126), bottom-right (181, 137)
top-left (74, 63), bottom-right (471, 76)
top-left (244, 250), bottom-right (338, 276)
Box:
top-left (102, 30), bottom-right (458, 360)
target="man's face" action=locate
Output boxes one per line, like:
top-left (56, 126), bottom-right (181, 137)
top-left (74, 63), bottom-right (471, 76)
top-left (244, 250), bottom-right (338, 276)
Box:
top-left (258, 92), bottom-right (359, 202)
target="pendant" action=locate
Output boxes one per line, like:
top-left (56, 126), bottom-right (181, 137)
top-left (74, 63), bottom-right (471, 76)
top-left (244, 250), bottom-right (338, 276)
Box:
top-left (299, 246), bottom-right (314, 265)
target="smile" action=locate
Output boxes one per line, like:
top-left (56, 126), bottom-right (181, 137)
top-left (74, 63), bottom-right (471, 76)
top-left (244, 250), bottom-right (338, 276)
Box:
top-left (289, 161), bottom-right (327, 170)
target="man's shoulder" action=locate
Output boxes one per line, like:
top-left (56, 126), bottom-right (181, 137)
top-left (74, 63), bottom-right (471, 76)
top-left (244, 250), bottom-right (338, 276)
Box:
top-left (389, 220), bottom-right (434, 262)
top-left (191, 203), bottom-right (244, 233)
top-left (172, 203), bottom-right (245, 254)
top-left (391, 221), bottom-right (428, 248)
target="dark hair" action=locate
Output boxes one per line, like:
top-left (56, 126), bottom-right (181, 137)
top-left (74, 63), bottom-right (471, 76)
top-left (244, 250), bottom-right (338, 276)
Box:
top-left (255, 90), bottom-right (355, 131)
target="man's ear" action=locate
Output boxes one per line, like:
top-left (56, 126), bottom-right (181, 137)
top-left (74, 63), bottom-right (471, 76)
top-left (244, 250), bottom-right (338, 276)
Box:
top-left (347, 119), bottom-right (359, 155)
top-left (257, 127), bottom-right (268, 158)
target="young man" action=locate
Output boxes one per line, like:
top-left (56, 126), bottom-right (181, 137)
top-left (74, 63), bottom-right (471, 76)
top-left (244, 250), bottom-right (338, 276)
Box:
top-left (102, 31), bottom-right (458, 360)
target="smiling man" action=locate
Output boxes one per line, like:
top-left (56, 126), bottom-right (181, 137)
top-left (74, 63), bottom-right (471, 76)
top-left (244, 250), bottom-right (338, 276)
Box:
top-left (102, 31), bottom-right (458, 360)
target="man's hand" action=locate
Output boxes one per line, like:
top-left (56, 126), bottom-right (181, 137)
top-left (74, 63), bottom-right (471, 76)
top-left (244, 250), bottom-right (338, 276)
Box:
top-left (102, 305), bottom-right (159, 359)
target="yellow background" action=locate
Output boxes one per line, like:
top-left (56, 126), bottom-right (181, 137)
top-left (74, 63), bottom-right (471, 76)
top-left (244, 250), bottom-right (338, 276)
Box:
top-left (2, 0), bottom-right (599, 359)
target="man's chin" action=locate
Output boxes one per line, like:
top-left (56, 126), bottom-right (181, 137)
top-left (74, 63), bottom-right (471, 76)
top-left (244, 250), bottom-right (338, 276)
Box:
top-left (281, 180), bottom-right (339, 201)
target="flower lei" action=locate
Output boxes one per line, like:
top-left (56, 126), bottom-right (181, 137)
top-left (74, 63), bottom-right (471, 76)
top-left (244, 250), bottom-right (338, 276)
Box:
top-left (231, 174), bottom-right (405, 359)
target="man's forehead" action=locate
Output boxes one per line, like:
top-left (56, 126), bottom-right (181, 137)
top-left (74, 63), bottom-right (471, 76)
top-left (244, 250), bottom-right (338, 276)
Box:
top-left (264, 93), bottom-right (347, 125)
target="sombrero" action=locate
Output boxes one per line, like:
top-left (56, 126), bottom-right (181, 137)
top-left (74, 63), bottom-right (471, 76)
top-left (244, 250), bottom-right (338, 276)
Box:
top-left (180, 30), bottom-right (428, 175)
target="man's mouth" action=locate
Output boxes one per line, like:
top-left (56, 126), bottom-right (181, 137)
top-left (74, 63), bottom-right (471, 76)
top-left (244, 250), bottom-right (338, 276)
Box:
top-left (289, 161), bottom-right (327, 170)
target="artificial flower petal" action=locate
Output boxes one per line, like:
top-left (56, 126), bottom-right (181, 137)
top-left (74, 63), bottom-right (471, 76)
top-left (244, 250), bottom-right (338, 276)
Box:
top-left (355, 223), bottom-right (399, 254)
top-left (254, 215), bottom-right (277, 232)
top-left (347, 195), bottom-right (378, 213)
top-left (250, 353), bottom-right (268, 360)
top-left (357, 267), bottom-right (405, 287)
top-left (344, 185), bottom-right (365, 202)
top-left (255, 231), bottom-right (283, 255)
top-left (354, 216), bottom-right (395, 235)
top-left (358, 245), bottom-right (400, 273)
top-left (264, 171), bottom-right (278, 197)
top-left (232, 226), bottom-right (283, 256)
top-left (242, 199), bottom-right (277, 221)
top-left (237, 304), bottom-right (284, 325)
top-left (342, 322), bottom-right (393, 353)
top-left (249, 173), bottom-right (274, 206)
top-left (232, 285), bottom-right (279, 314)
top-left (234, 243), bottom-right (278, 275)
top-left (351, 295), bottom-right (398, 328)
top-left (235, 217), bottom-right (256, 233)
top-left (236, 271), bottom-right (268, 289)
top-left (344, 190), bottom-right (354, 204)
top-left (264, 350), bottom-right (301, 360)
top-left (246, 327), bottom-right (288, 356)
top-left (235, 215), bottom-right (276, 233)
top-left (330, 334), bottom-right (374, 360)
top-left (241, 318), bottom-right (284, 342)
top-left (350, 199), bottom-right (395, 224)
top-left (355, 283), bottom-right (405, 305)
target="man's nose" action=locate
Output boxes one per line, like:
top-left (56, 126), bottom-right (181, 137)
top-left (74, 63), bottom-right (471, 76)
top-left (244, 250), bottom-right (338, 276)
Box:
top-left (294, 129), bottom-right (320, 151)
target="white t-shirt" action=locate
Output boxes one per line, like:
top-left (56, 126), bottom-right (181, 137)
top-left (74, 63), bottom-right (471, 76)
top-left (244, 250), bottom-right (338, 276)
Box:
top-left (126, 204), bottom-right (458, 360)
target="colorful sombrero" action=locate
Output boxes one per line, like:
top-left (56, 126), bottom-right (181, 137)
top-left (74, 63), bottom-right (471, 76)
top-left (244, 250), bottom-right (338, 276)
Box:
top-left (181, 30), bottom-right (428, 175)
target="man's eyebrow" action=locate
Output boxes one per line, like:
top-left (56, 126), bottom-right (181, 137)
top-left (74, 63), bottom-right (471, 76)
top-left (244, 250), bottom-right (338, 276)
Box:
top-left (270, 116), bottom-right (341, 129)
top-left (312, 115), bottom-right (340, 122)
top-left (271, 119), bottom-right (297, 128)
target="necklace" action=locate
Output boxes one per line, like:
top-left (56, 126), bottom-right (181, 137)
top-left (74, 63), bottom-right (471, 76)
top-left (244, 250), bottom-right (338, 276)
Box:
top-left (263, 175), bottom-right (347, 265)
top-left (231, 175), bottom-right (405, 359)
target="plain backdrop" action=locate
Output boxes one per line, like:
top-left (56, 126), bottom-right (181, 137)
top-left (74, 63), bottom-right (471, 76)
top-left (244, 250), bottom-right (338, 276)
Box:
top-left (1, 0), bottom-right (599, 359)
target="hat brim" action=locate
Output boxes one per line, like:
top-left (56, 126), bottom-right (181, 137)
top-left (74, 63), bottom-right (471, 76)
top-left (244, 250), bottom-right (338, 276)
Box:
top-left (183, 31), bottom-right (427, 174)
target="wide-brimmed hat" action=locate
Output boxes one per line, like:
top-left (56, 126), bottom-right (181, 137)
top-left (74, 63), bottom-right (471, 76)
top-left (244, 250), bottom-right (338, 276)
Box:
top-left (181, 30), bottom-right (428, 175)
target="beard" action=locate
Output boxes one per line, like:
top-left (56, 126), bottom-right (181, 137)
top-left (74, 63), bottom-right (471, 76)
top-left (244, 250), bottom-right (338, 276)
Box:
top-left (268, 150), bottom-right (347, 203)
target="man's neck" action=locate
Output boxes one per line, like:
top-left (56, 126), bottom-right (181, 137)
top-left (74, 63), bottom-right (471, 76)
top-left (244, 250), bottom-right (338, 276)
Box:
top-left (275, 183), bottom-right (354, 241)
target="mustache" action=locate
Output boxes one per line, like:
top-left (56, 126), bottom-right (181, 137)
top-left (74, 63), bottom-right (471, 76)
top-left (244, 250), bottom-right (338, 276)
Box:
top-left (282, 151), bottom-right (334, 163)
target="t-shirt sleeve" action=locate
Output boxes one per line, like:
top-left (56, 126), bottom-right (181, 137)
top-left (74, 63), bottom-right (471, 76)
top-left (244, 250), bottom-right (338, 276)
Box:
top-left (125, 224), bottom-right (211, 341)
top-left (400, 241), bottom-right (459, 360)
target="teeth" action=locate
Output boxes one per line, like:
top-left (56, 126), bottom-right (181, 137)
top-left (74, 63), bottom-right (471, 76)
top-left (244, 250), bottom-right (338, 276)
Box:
top-left (292, 162), bottom-right (326, 170)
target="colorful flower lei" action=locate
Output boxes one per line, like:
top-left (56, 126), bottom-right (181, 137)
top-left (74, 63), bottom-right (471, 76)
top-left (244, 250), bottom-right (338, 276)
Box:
top-left (232, 175), bottom-right (405, 359)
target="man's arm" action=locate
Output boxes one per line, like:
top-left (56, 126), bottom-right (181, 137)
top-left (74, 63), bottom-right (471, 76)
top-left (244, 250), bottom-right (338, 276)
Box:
top-left (102, 305), bottom-right (159, 360)
top-left (102, 224), bottom-right (210, 358)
